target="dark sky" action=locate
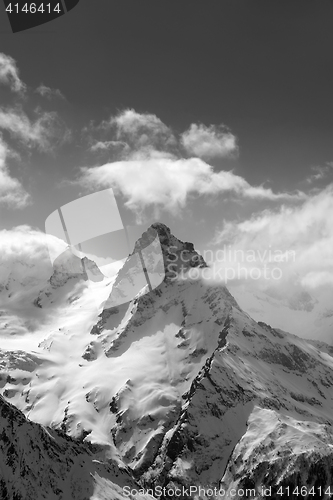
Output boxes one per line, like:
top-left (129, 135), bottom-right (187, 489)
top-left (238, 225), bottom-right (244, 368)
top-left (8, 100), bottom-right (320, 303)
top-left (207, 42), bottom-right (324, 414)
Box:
top-left (1, 0), bottom-right (333, 247)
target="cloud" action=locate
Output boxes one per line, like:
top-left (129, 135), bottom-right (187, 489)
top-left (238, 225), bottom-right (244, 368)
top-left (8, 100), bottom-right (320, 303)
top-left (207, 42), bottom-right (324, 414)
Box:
top-left (88, 109), bottom-right (177, 156)
top-left (0, 137), bottom-right (30, 208)
top-left (0, 53), bottom-right (26, 94)
top-left (203, 185), bottom-right (333, 341)
top-left (0, 225), bottom-right (64, 271)
top-left (211, 184), bottom-right (333, 291)
top-left (80, 109), bottom-right (305, 215)
top-left (90, 140), bottom-right (129, 153)
top-left (112, 109), bottom-right (176, 149)
top-left (80, 156), bottom-right (305, 215)
top-left (181, 123), bottom-right (238, 160)
top-left (0, 107), bottom-right (70, 151)
top-left (35, 84), bottom-right (65, 100)
top-left (306, 162), bottom-right (333, 184)
top-left (86, 110), bottom-right (237, 161)
top-left (0, 226), bottom-right (68, 329)
top-left (0, 54), bottom-right (69, 153)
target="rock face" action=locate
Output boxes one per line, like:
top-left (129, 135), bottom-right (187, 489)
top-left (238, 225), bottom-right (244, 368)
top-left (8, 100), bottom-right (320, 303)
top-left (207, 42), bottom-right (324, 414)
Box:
top-left (140, 313), bottom-right (333, 496)
top-left (30, 249), bottom-right (106, 312)
top-left (135, 223), bottom-right (207, 278)
top-left (102, 222), bottom-right (207, 310)
top-left (1, 223), bottom-right (333, 498)
top-left (221, 407), bottom-right (333, 498)
top-left (0, 248), bottom-right (105, 342)
top-left (0, 395), bottom-right (154, 500)
top-left (49, 249), bottom-right (105, 288)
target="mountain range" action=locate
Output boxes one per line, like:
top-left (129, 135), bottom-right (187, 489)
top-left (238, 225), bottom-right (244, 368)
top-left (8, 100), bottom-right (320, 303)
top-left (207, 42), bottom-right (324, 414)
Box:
top-left (1, 223), bottom-right (333, 499)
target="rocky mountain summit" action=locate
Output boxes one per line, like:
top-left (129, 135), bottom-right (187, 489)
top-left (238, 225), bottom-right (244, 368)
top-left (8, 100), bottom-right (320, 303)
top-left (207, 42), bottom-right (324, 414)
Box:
top-left (134, 222), bottom-right (207, 276)
top-left (49, 249), bottom-right (105, 288)
top-left (1, 223), bottom-right (333, 499)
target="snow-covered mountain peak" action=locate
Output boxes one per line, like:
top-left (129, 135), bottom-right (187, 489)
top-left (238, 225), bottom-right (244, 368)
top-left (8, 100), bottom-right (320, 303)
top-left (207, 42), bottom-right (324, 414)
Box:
top-left (50, 248), bottom-right (105, 287)
top-left (2, 223), bottom-right (333, 497)
top-left (101, 222), bottom-right (208, 312)
top-left (135, 222), bottom-right (207, 277)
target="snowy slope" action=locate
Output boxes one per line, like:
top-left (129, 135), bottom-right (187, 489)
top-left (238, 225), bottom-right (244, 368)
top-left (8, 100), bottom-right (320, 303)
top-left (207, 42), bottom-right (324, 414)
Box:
top-left (0, 394), bottom-right (155, 500)
top-left (1, 224), bottom-right (231, 465)
top-left (0, 247), bottom-right (105, 341)
top-left (1, 223), bottom-right (333, 498)
top-left (141, 308), bottom-right (333, 494)
top-left (221, 406), bottom-right (333, 499)
top-left (229, 283), bottom-right (333, 345)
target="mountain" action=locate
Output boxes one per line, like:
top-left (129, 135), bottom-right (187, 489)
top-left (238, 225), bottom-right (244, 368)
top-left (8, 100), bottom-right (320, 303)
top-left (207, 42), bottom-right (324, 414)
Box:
top-left (229, 282), bottom-right (333, 345)
top-left (0, 394), bottom-right (154, 500)
top-left (49, 249), bottom-right (105, 287)
top-left (0, 248), bottom-right (105, 340)
top-left (1, 223), bottom-right (333, 498)
top-left (0, 248), bottom-right (103, 305)
top-left (141, 316), bottom-right (333, 496)
top-left (35, 249), bottom-right (105, 307)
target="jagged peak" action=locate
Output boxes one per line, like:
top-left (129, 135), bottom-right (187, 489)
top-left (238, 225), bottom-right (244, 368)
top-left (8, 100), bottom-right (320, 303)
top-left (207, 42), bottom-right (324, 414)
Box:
top-left (144, 222), bottom-right (196, 252)
top-left (50, 248), bottom-right (104, 286)
top-left (133, 222), bottom-right (207, 279)
top-left (101, 223), bottom-right (208, 310)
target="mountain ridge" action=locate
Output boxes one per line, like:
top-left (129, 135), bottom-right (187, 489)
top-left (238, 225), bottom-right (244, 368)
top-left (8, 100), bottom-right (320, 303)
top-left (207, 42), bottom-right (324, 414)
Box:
top-left (1, 223), bottom-right (333, 498)
top-left (0, 394), bottom-right (155, 500)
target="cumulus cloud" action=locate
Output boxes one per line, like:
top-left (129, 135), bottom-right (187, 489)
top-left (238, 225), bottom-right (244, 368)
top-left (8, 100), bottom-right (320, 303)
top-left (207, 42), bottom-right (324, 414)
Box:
top-left (88, 109), bottom-right (177, 156)
top-left (80, 156), bottom-right (305, 214)
top-left (86, 110), bottom-right (238, 161)
top-left (35, 84), bottom-right (65, 100)
top-left (0, 226), bottom-right (68, 330)
top-left (0, 107), bottom-right (70, 151)
top-left (0, 137), bottom-right (30, 208)
top-left (80, 109), bottom-right (305, 215)
top-left (0, 54), bottom-right (70, 213)
top-left (0, 225), bottom-right (64, 271)
top-left (0, 53), bottom-right (26, 94)
top-left (181, 123), bottom-right (238, 160)
top-left (200, 185), bottom-right (333, 341)
top-left (211, 184), bottom-right (333, 290)
top-left (0, 54), bottom-right (69, 153)
top-left (111, 109), bottom-right (176, 149)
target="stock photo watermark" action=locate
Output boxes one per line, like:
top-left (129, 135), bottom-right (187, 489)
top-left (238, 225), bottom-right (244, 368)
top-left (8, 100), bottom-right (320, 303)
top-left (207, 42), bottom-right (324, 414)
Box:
top-left (45, 188), bottom-right (165, 308)
top-left (123, 485), bottom-right (257, 498)
top-left (166, 245), bottom-right (296, 284)
top-left (44, 187), bottom-right (296, 308)
top-left (123, 485), bottom-right (333, 498)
